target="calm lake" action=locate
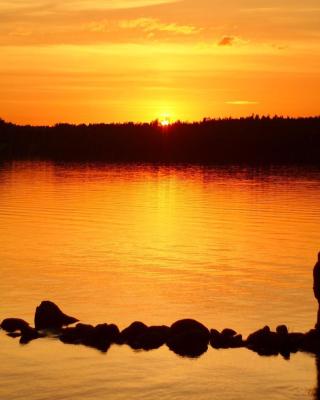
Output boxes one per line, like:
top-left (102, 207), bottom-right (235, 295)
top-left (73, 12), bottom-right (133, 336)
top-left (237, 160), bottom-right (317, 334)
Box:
top-left (1, 162), bottom-right (320, 399)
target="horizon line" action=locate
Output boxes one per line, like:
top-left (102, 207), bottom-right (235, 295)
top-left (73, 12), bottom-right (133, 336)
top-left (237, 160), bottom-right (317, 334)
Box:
top-left (2, 114), bottom-right (320, 128)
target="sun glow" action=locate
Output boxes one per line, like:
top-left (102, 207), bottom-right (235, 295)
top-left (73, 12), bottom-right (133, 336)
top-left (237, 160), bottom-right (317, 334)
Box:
top-left (160, 119), bottom-right (170, 127)
top-left (159, 114), bottom-right (172, 127)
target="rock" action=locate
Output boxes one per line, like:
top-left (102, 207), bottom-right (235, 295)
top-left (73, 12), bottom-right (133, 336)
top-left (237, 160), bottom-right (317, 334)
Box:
top-left (167, 319), bottom-right (210, 358)
top-left (81, 323), bottom-right (120, 352)
top-left (300, 329), bottom-right (320, 353)
top-left (288, 332), bottom-right (304, 351)
top-left (20, 326), bottom-right (42, 344)
top-left (246, 326), bottom-right (277, 355)
top-left (60, 323), bottom-right (94, 345)
top-left (221, 328), bottom-right (237, 338)
top-left (60, 323), bottom-right (120, 352)
top-left (128, 325), bottom-right (170, 351)
top-left (34, 301), bottom-right (78, 330)
top-left (276, 325), bottom-right (289, 336)
top-left (120, 321), bottom-right (148, 345)
top-left (210, 328), bottom-right (244, 349)
top-left (246, 326), bottom-right (271, 346)
top-left (1, 318), bottom-right (30, 333)
top-left (246, 326), bottom-right (283, 356)
top-left (169, 319), bottom-right (210, 338)
top-left (95, 323), bottom-right (120, 344)
top-left (167, 330), bottom-right (209, 358)
top-left (232, 334), bottom-right (244, 347)
top-left (7, 332), bottom-right (22, 338)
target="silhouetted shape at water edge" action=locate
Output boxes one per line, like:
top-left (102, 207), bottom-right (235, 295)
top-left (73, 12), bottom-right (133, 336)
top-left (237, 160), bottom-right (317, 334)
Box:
top-left (210, 328), bottom-right (244, 349)
top-left (3, 254), bottom-right (320, 358)
top-left (61, 323), bottom-right (120, 352)
top-left (120, 322), bottom-right (170, 351)
top-left (166, 319), bottom-right (210, 358)
top-left (1, 318), bottom-right (30, 333)
top-left (19, 326), bottom-right (43, 344)
top-left (314, 253), bottom-right (320, 330)
top-left (35, 300), bottom-right (78, 330)
top-left (4, 301), bottom-right (320, 358)
top-left (315, 355), bottom-right (320, 400)
top-left (1, 116), bottom-right (320, 165)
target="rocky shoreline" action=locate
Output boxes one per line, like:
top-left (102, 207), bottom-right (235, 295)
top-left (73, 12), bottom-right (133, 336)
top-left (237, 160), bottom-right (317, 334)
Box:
top-left (1, 301), bottom-right (320, 359)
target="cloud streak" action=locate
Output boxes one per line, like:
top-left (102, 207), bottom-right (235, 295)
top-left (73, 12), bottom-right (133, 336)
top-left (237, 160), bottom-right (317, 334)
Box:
top-left (119, 18), bottom-right (200, 35)
top-left (0, 0), bottom-right (181, 14)
top-left (226, 101), bottom-right (259, 105)
top-left (218, 36), bottom-right (235, 46)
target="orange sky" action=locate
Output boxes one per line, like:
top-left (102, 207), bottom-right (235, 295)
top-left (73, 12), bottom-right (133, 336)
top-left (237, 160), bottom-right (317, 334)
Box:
top-left (1, 0), bottom-right (319, 125)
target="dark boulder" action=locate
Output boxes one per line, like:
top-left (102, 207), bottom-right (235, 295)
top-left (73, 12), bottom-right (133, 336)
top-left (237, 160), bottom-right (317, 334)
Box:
top-left (127, 325), bottom-right (169, 351)
top-left (81, 323), bottom-right (120, 352)
top-left (221, 328), bottom-right (237, 338)
top-left (288, 332), bottom-right (304, 352)
top-left (95, 323), bottom-right (120, 344)
top-left (60, 323), bottom-right (120, 352)
top-left (276, 325), bottom-right (289, 336)
top-left (60, 323), bottom-right (95, 345)
top-left (169, 319), bottom-right (210, 338)
top-left (246, 326), bottom-right (286, 356)
top-left (167, 330), bottom-right (209, 358)
top-left (120, 321), bottom-right (148, 346)
top-left (300, 329), bottom-right (320, 353)
top-left (210, 328), bottom-right (244, 349)
top-left (34, 301), bottom-right (78, 330)
top-left (7, 332), bottom-right (22, 338)
top-left (20, 326), bottom-right (42, 344)
top-left (167, 319), bottom-right (210, 358)
top-left (246, 326), bottom-right (271, 344)
top-left (1, 318), bottom-right (30, 333)
top-left (246, 326), bottom-right (278, 355)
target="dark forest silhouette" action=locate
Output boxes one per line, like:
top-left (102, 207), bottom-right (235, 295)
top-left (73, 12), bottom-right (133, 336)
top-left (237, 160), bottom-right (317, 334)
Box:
top-left (0, 116), bottom-right (320, 164)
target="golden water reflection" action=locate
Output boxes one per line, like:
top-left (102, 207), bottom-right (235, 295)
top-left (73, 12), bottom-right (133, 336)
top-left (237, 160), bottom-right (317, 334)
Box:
top-left (1, 162), bottom-right (320, 399)
top-left (0, 162), bottom-right (319, 334)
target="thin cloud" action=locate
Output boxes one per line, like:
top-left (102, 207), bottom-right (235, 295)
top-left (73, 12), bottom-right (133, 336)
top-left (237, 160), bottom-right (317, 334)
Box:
top-left (226, 101), bottom-right (259, 105)
top-left (120, 18), bottom-right (200, 35)
top-left (0, 0), bottom-right (181, 13)
top-left (64, 0), bottom-right (180, 10)
top-left (218, 36), bottom-right (235, 46)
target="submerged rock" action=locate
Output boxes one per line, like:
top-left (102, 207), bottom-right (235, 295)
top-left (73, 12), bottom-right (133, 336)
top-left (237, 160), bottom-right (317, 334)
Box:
top-left (20, 326), bottom-right (42, 344)
top-left (246, 326), bottom-right (279, 356)
top-left (81, 323), bottom-right (120, 352)
top-left (60, 323), bottom-right (94, 345)
top-left (276, 325), bottom-right (289, 336)
top-left (210, 328), bottom-right (244, 349)
top-left (120, 321), bottom-right (148, 346)
top-left (60, 323), bottom-right (120, 352)
top-left (166, 319), bottom-right (210, 358)
top-left (300, 329), bottom-right (320, 353)
top-left (246, 325), bottom-right (298, 357)
top-left (221, 328), bottom-right (237, 338)
top-left (7, 332), bottom-right (22, 338)
top-left (137, 325), bottom-right (169, 350)
top-left (169, 319), bottom-right (210, 338)
top-left (1, 318), bottom-right (30, 333)
top-left (34, 301), bottom-right (78, 330)
top-left (126, 325), bottom-right (169, 351)
top-left (288, 332), bottom-right (305, 351)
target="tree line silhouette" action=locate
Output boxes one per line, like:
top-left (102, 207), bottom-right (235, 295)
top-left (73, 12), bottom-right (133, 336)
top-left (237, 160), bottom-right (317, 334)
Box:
top-left (0, 116), bottom-right (319, 164)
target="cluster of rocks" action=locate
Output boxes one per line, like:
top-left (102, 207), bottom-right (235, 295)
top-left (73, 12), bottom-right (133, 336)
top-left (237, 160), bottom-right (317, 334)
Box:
top-left (1, 301), bottom-right (320, 358)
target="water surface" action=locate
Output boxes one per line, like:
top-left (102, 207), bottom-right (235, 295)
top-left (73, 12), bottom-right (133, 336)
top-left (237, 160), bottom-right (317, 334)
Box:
top-left (1, 162), bottom-right (320, 399)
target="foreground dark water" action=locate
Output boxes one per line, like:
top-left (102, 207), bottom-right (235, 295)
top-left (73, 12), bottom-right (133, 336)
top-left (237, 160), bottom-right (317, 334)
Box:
top-left (1, 162), bottom-right (320, 399)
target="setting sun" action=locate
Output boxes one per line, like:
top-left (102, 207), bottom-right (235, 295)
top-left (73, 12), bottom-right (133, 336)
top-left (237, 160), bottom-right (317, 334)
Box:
top-left (159, 113), bottom-right (172, 126)
top-left (160, 118), bottom-right (170, 127)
